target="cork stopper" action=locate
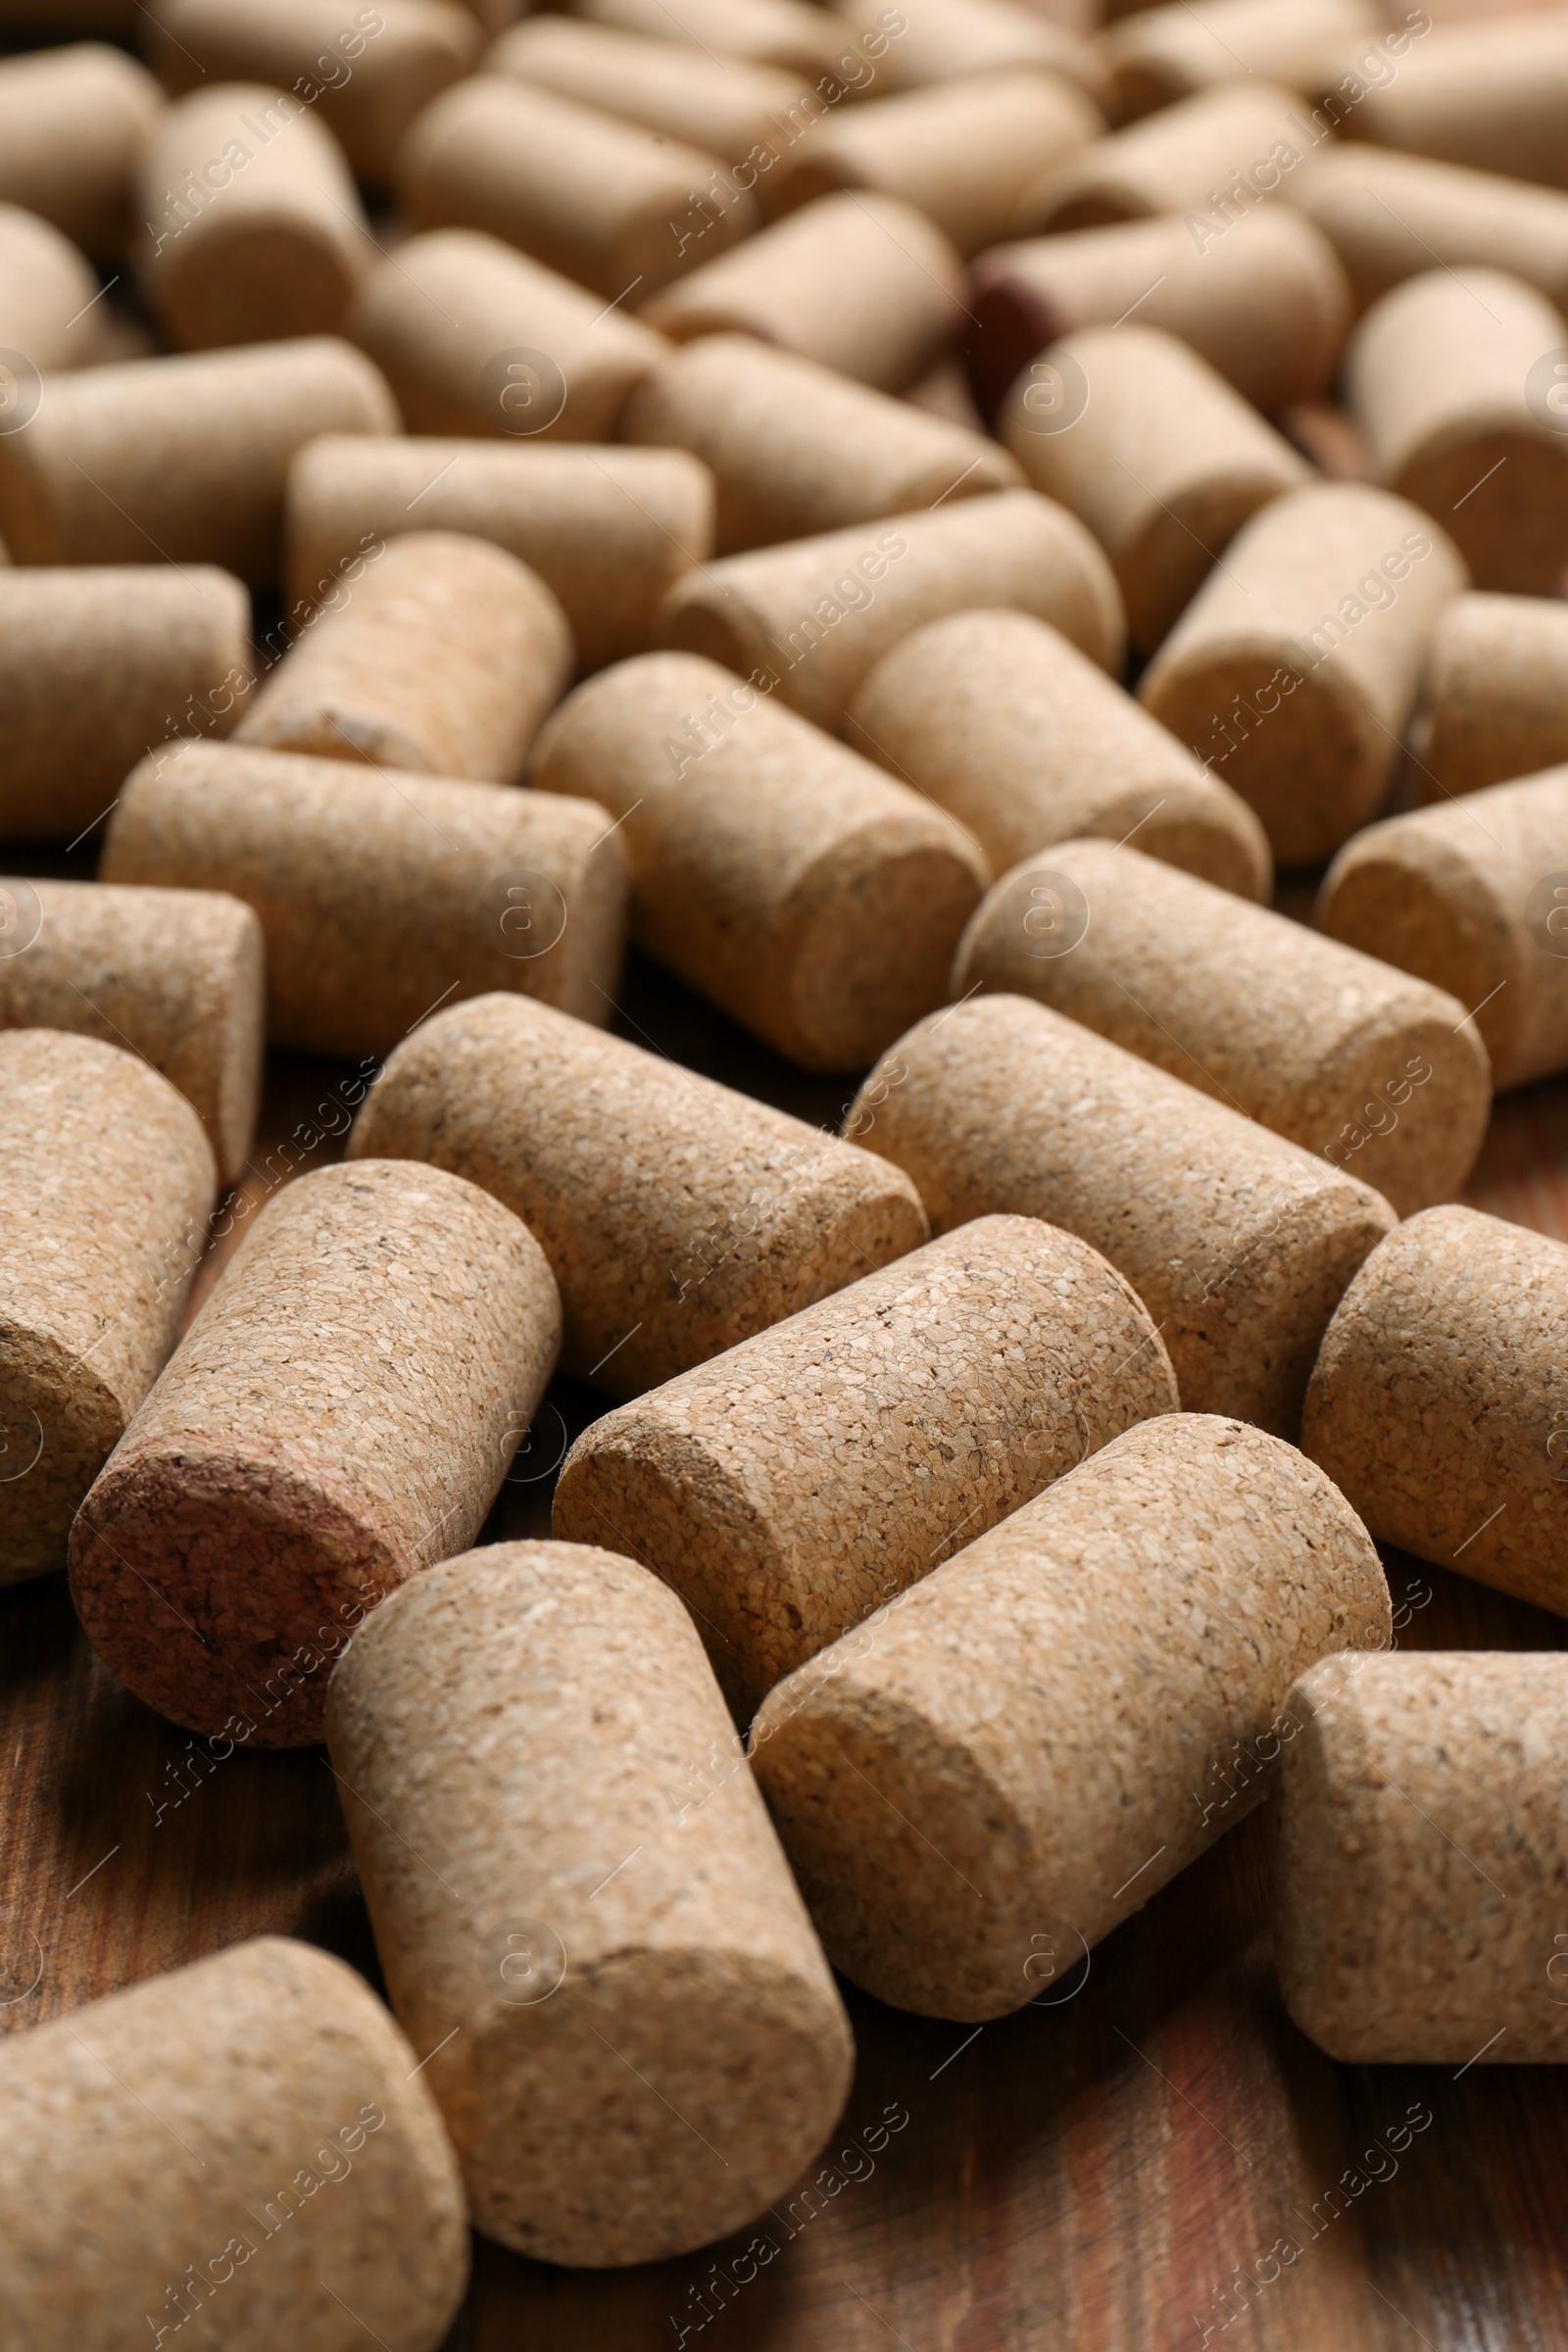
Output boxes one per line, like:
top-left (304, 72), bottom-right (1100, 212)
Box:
top-left (1102, 0), bottom-right (1381, 118)
top-left (325, 1540), bottom-right (855, 2266)
top-left (70, 1157), bottom-right (563, 1744)
top-left (750, 1411), bottom-right (1390, 2020)
top-left (1281, 143), bottom-right (1568, 318)
top-left (1026, 81), bottom-right (1308, 234)
top-left (575, 0), bottom-right (850, 82)
top-left (0, 199), bottom-right (106, 371)
top-left (1338, 16), bottom-right (1568, 189)
top-left (835, 0), bottom-right (1102, 98)
top-left (1418, 591), bottom-right (1568, 799)
top-left (0, 1936), bottom-right (468, 2347)
top-left (0, 1029), bottom-right (216, 1585)
top-left (0, 42), bottom-right (163, 254)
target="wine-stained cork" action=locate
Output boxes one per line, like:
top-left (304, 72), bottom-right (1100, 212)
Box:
top-left (347, 227), bottom-right (670, 441)
top-left (530, 650), bottom-right (987, 1067)
top-left (967, 209), bottom-right (1350, 420)
top-left (0, 879), bottom-right (264, 1186)
top-left (0, 336), bottom-right (396, 580)
top-left (1340, 16), bottom-right (1568, 191)
top-left (956, 838), bottom-right (1489, 1215)
top-left (136, 82), bottom-right (373, 350)
top-left (326, 1540), bottom-right (855, 2264)
top-left (1418, 592), bottom-right (1568, 799)
top-left (1317, 762), bottom-right (1568, 1089)
top-left (658, 490), bottom-right (1124, 731)
top-left (0, 565), bottom-right (251, 840)
top-left (640, 191), bottom-right (967, 394)
top-left (142, 0), bottom-right (481, 185)
top-left (577, 0), bottom-right (850, 81)
top-left (0, 1031), bottom-right (216, 1587)
top-left (1139, 482), bottom-right (1467, 867)
top-left (1001, 322), bottom-right (1311, 654)
top-left (1104, 0), bottom-right (1380, 118)
top-left (1027, 81), bottom-right (1306, 234)
top-left (1346, 268), bottom-right (1568, 596)
top-left (1282, 146), bottom-right (1568, 318)
top-left (71, 1158), bottom-right (562, 1743)
top-left (103, 740), bottom-right (627, 1053)
top-left (0, 1937), bottom-right (468, 2350)
top-left (286, 435), bottom-right (712, 673)
top-left (555, 1216), bottom-right (1178, 1716)
top-left (1277, 1652), bottom-right (1568, 2064)
top-left (235, 531), bottom-right (572, 780)
top-left (0, 201), bottom-right (107, 371)
top-left (834, 0), bottom-right (1102, 98)
top-left (848, 610), bottom-right (1271, 900)
top-left (0, 43), bottom-right (162, 254)
top-left (751, 1411), bottom-right (1390, 2020)
top-left (620, 334), bottom-right (1019, 555)
top-left (850, 993), bottom-right (1396, 1432)
top-left (348, 991), bottom-right (929, 1395)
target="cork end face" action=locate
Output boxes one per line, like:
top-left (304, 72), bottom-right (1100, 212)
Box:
top-left (155, 224), bottom-right (365, 353)
top-left (1123, 476), bottom-right (1307, 659)
top-left (1310, 1005), bottom-right (1493, 1217)
top-left (0, 1325), bottom-right (125, 1586)
top-left (783, 829), bottom-right (989, 1070)
top-left (1395, 432), bottom-right (1568, 599)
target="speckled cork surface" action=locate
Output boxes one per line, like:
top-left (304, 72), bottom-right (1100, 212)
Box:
top-left (1281, 143), bottom-right (1568, 318)
top-left (555, 1213), bottom-right (1177, 1717)
top-left (0, 1935), bottom-right (468, 2348)
top-left (848, 992), bottom-right (1396, 1434)
top-left (70, 1158), bottom-right (561, 1744)
top-left (954, 838), bottom-right (1491, 1215)
top-left (750, 1411), bottom-right (1390, 2020)
top-left (0, 42), bottom-right (161, 255)
top-left (1419, 592), bottom-right (1568, 799)
top-left (0, 199), bottom-right (106, 370)
top-left (349, 990), bottom-right (929, 1396)
top-left (1276, 1652), bottom-right (1568, 2065)
top-left (326, 1540), bottom-right (855, 2266)
top-left (0, 1029), bottom-right (216, 1586)
top-left (1029, 80), bottom-right (1305, 233)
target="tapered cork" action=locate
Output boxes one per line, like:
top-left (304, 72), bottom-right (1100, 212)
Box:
top-left (1138, 482), bottom-right (1468, 867)
top-left (847, 610), bottom-right (1270, 900)
top-left (967, 209), bottom-right (1350, 420)
top-left (0, 43), bottom-right (162, 254)
top-left (750, 1411), bottom-right (1389, 2021)
top-left (1027, 81), bottom-right (1306, 234)
top-left (1103, 0), bottom-right (1380, 118)
top-left (0, 335), bottom-right (397, 580)
top-left (1001, 322), bottom-right (1310, 654)
top-left (0, 1936), bottom-right (468, 2349)
top-left (640, 191), bottom-right (967, 395)
top-left (326, 1540), bottom-right (855, 2265)
top-left (834, 0), bottom-right (1102, 99)
top-left (1282, 145), bottom-right (1568, 318)
top-left (1317, 763), bottom-right (1568, 1090)
top-left (620, 335), bottom-right (1019, 555)
top-left (529, 650), bottom-right (986, 1067)
top-left (235, 531), bottom-right (572, 781)
top-left (347, 227), bottom-right (669, 441)
top-left (0, 201), bottom-right (106, 371)
top-left (349, 990), bottom-right (929, 1396)
top-left (0, 564), bottom-right (251, 839)
top-left (956, 838), bottom-right (1489, 1216)
top-left (0, 1030), bottom-right (216, 1586)
top-left (556, 1215), bottom-right (1177, 1716)
top-left (1276, 1653), bottom-right (1568, 2064)
top-left (71, 1158), bottom-right (561, 1744)
top-left (1339, 16), bottom-right (1568, 190)
top-left (0, 879), bottom-right (264, 1185)
top-left (136, 82), bottom-right (374, 350)
top-left (849, 993), bottom-right (1396, 1433)
top-left (1418, 592), bottom-right (1568, 799)
top-left (577, 0), bottom-right (851, 81)
top-left (657, 490), bottom-right (1125, 732)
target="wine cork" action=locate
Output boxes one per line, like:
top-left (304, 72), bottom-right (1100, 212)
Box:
top-left (1346, 267), bottom-right (1568, 597)
top-left (325, 1539), bottom-right (855, 2265)
top-left (348, 990), bottom-right (929, 1396)
top-left (576, 0), bottom-right (851, 82)
top-left (0, 43), bottom-right (163, 255)
top-left (0, 1030), bottom-right (216, 1587)
top-left (234, 530), bottom-right (572, 781)
top-left (967, 209), bottom-right (1350, 420)
top-left (136, 81), bottom-right (374, 351)
top-left (834, 0), bottom-right (1102, 100)
top-left (346, 226), bottom-right (670, 441)
top-left (0, 564), bottom-right (250, 841)
top-left (0, 201), bottom-right (107, 372)
top-left (1317, 762), bottom-right (1568, 1090)
top-left (529, 650), bottom-right (987, 1067)
top-left (1027, 81), bottom-right (1307, 235)
top-left (1418, 592), bottom-right (1568, 799)
top-left (1340, 16), bottom-right (1568, 191)
top-left (555, 1215), bottom-right (1178, 1716)
top-left (1282, 145), bottom-right (1568, 318)
top-left (640, 191), bottom-right (967, 395)
top-left (1276, 1652), bottom-right (1568, 2065)
top-left (398, 75), bottom-right (759, 305)
top-left (956, 838), bottom-right (1490, 1216)
top-left (1103, 0), bottom-right (1381, 118)
top-left (658, 489), bottom-right (1125, 732)
top-left (0, 878), bottom-right (264, 1185)
top-left (1000, 322), bottom-right (1311, 654)
top-left (142, 0), bottom-right (481, 185)
top-left (750, 1411), bottom-right (1390, 2021)
top-left (0, 1936), bottom-right (468, 2350)
top-left (70, 1157), bottom-right (562, 1744)
top-left (849, 993), bottom-right (1396, 1433)
top-left (1138, 482), bottom-right (1468, 867)
top-left (620, 334), bottom-right (1020, 556)
top-left (0, 335), bottom-right (397, 580)
top-left (847, 609), bottom-right (1271, 901)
